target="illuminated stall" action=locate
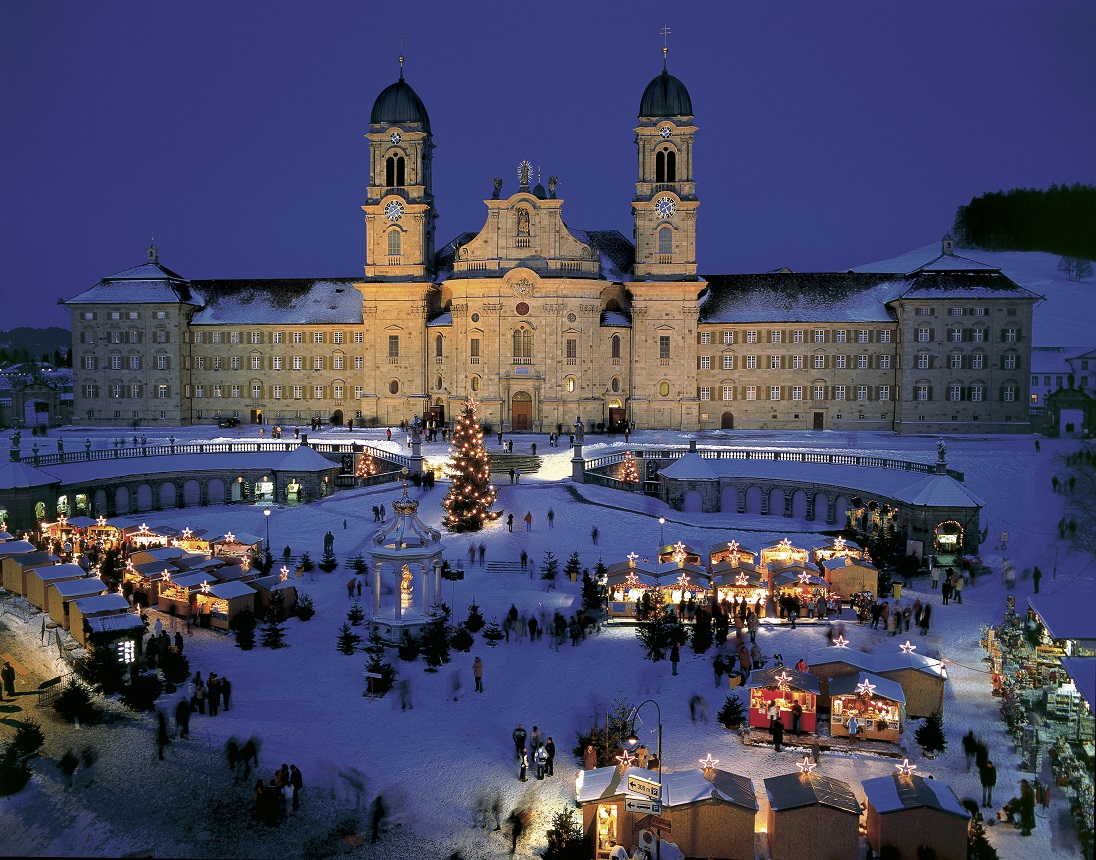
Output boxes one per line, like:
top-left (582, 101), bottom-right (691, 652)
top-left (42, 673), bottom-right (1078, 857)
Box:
top-left (829, 672), bottom-right (905, 742)
top-left (747, 667), bottom-right (819, 733)
top-left (761, 538), bottom-right (809, 571)
top-left (810, 535), bottom-right (868, 566)
top-left (863, 773), bottom-right (970, 860)
top-left (709, 539), bottom-right (758, 568)
top-left (251, 570), bottom-right (298, 618)
top-left (711, 561), bottom-right (768, 612)
top-left (210, 531), bottom-right (263, 560)
top-left (605, 558), bottom-right (659, 620)
top-left (123, 523), bottom-right (170, 549)
top-left (85, 516), bottom-right (123, 550)
top-left (69, 592), bottom-right (136, 648)
top-left (171, 527), bottom-right (213, 553)
top-left (657, 540), bottom-right (704, 567)
top-left (819, 556), bottom-right (879, 602)
top-left (932, 521), bottom-right (963, 567)
top-left (194, 579), bottom-right (256, 630)
top-left (771, 568), bottom-right (829, 615)
top-left (156, 571), bottom-right (209, 617)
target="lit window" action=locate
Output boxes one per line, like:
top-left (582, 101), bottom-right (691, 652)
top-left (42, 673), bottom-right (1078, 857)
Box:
top-left (792, 386), bottom-right (802, 401)
top-left (723, 356), bottom-right (733, 370)
top-left (746, 356), bottom-right (757, 370)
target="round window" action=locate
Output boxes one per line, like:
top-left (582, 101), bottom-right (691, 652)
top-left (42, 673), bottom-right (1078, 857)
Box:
top-left (389, 380), bottom-right (399, 395)
top-left (659, 381), bottom-right (670, 397)
top-left (515, 302), bottom-right (529, 316)
top-left (471, 313), bottom-right (480, 323)
top-left (567, 313), bottom-right (576, 323)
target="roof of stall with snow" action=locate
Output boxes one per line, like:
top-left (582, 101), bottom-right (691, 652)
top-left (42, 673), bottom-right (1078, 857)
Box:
top-left (747, 666), bottom-right (820, 694)
top-left (576, 766), bottom-right (756, 810)
top-left (273, 445), bottom-right (340, 472)
top-left (50, 577), bottom-right (106, 597)
top-left (1028, 594), bottom-right (1096, 641)
top-left (206, 581), bottom-right (256, 600)
top-left (73, 593), bottom-right (130, 614)
top-left (0, 460), bottom-right (62, 489)
top-left (30, 563), bottom-right (87, 582)
top-left (0, 540), bottom-right (38, 556)
top-left (765, 771), bottom-right (860, 814)
top-left (862, 773), bottom-right (969, 817)
top-left (1061, 658), bottom-right (1096, 710)
top-left (829, 671), bottom-right (906, 703)
top-left (87, 613), bottom-right (146, 633)
top-left (189, 279), bottom-right (362, 325)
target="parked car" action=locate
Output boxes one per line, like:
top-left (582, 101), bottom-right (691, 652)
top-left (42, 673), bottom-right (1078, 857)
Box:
top-left (217, 417), bottom-right (241, 428)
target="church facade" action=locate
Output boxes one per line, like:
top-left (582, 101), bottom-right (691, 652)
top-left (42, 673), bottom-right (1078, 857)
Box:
top-left (65, 57), bottom-right (1040, 435)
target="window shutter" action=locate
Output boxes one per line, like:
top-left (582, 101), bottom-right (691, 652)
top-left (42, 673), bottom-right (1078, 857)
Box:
top-left (1015, 355), bottom-right (1022, 370)
top-left (927, 387), bottom-right (933, 401)
top-left (1000, 329), bottom-right (1006, 342)
top-left (999, 386), bottom-right (1005, 401)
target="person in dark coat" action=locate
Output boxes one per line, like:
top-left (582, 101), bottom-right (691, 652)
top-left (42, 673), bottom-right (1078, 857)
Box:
top-left (1032, 566), bottom-right (1042, 594)
top-left (371, 794), bottom-right (385, 843)
top-left (545, 737), bottom-right (555, 776)
top-left (979, 759), bottom-right (997, 807)
top-left (157, 712), bottom-right (170, 761)
top-left (1, 661), bottom-right (16, 698)
top-left (772, 719), bottom-right (784, 752)
top-left (962, 730), bottom-right (977, 771)
top-left (670, 641), bottom-right (680, 676)
top-left (506, 513), bottom-right (514, 532)
top-left (175, 698), bottom-right (191, 739)
top-left (174, 631), bottom-right (184, 653)
top-left (512, 724), bottom-right (527, 760)
top-left (290, 763), bottom-right (303, 811)
top-left (221, 677), bottom-right (232, 711)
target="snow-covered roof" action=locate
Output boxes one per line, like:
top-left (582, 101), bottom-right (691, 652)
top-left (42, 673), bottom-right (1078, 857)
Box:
top-left (576, 766), bottom-right (756, 810)
top-left (914, 252), bottom-right (1000, 274)
top-left (804, 646), bottom-right (877, 670)
top-left (765, 771), bottom-right (860, 814)
top-left (206, 580), bottom-right (256, 600)
top-left (873, 651), bottom-right (948, 680)
top-left (7, 551), bottom-right (60, 568)
top-left (210, 531), bottom-right (262, 547)
top-left (821, 556), bottom-right (877, 572)
top-left (172, 572), bottom-right (215, 590)
top-left (130, 547), bottom-right (185, 564)
top-left (273, 445), bottom-right (339, 473)
top-left (659, 453), bottom-right (719, 481)
top-left (0, 540), bottom-right (37, 556)
top-left (862, 773), bottom-right (969, 817)
top-left (86, 613), bottom-right (146, 634)
top-left (829, 671), bottom-right (906, 704)
top-left (894, 270), bottom-right (1042, 302)
top-left (50, 577), bottom-right (106, 598)
top-left (1028, 594), bottom-right (1096, 641)
top-left (1060, 658), bottom-right (1096, 710)
top-left (747, 666), bottom-right (820, 694)
top-left (0, 460), bottom-right (62, 489)
top-left (30, 563), bottom-right (87, 582)
top-left (426, 311), bottom-right (452, 327)
top-left (251, 574), bottom-right (296, 592)
top-left (73, 593), bottom-right (131, 615)
top-left (189, 279), bottom-right (363, 325)
top-left (698, 273), bottom-right (905, 324)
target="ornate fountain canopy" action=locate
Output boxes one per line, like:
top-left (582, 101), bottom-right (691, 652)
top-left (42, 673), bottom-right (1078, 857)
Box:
top-left (374, 480), bottom-right (441, 550)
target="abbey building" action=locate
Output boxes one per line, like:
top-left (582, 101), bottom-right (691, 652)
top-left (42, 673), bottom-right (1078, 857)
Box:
top-left (66, 56), bottom-right (1039, 435)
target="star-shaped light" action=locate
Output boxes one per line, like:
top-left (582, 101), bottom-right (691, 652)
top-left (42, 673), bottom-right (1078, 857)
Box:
top-left (624, 572), bottom-right (641, 588)
top-left (833, 635), bottom-right (849, 648)
top-left (615, 749), bottom-right (636, 768)
top-left (778, 538), bottom-right (792, 551)
top-left (161, 569), bottom-right (171, 583)
top-left (727, 540), bottom-right (740, 555)
top-left (735, 572), bottom-right (750, 587)
top-left (125, 560), bottom-right (136, 574)
top-left (97, 516), bottom-right (107, 527)
top-left (58, 514), bottom-right (68, 526)
top-left (833, 536), bottom-right (846, 552)
top-left (774, 670), bottom-right (794, 690)
top-left (201, 580), bottom-right (210, 594)
top-left (181, 527), bottom-right (193, 540)
top-left (241, 558), bottom-right (250, 571)
top-left (627, 552), bottom-right (639, 567)
top-left (797, 756), bottom-right (818, 774)
top-left (798, 571), bottom-right (813, 586)
top-left (677, 572), bottom-right (691, 589)
top-left (899, 640), bottom-right (917, 654)
top-left (140, 523), bottom-right (148, 532)
top-left (280, 565), bottom-right (289, 578)
top-left (895, 758), bottom-right (918, 776)
top-left (673, 541), bottom-right (687, 556)
top-left (698, 753), bottom-right (720, 770)
top-left (224, 532), bottom-right (235, 543)
top-left (855, 678), bottom-right (877, 697)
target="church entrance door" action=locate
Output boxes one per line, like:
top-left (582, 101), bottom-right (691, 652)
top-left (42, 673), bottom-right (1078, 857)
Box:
top-left (511, 392), bottom-right (532, 431)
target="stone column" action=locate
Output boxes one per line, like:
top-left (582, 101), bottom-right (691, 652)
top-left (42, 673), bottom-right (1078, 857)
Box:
top-left (418, 563), bottom-right (429, 616)
top-left (372, 561), bottom-right (383, 614)
top-left (393, 562), bottom-right (402, 623)
top-left (432, 558), bottom-right (442, 607)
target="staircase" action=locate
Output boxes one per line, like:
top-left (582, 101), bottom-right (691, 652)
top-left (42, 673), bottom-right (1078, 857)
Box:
top-left (488, 453), bottom-right (543, 478)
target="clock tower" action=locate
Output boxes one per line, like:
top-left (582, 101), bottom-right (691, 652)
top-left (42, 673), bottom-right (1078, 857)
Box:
top-left (632, 48), bottom-right (698, 280)
top-left (363, 58), bottom-right (436, 281)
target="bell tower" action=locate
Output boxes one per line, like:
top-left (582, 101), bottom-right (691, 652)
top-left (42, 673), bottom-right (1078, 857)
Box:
top-left (363, 55), bottom-right (436, 281)
top-left (633, 44), bottom-right (698, 281)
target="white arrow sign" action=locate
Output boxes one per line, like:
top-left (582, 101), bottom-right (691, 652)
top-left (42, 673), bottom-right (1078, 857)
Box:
top-left (625, 798), bottom-right (662, 815)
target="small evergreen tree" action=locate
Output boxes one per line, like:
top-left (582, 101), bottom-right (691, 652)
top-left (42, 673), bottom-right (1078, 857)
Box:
top-left (915, 711), bottom-right (947, 755)
top-left (581, 569), bottom-right (601, 612)
top-left (260, 617), bottom-right (289, 649)
top-left (564, 552), bottom-right (582, 584)
top-left (299, 551), bottom-right (314, 572)
top-left (543, 805), bottom-right (590, 860)
top-left (294, 593), bottom-right (315, 621)
top-left (541, 550), bottom-right (559, 587)
top-left (635, 610), bottom-right (684, 662)
top-left (230, 608), bottom-right (257, 650)
top-left (318, 550), bottom-right (339, 572)
top-left (441, 396), bottom-right (498, 532)
top-left (691, 606), bottom-right (713, 654)
top-left (336, 623), bottom-right (363, 655)
top-left (482, 617), bottom-right (505, 646)
top-left (464, 600), bottom-right (485, 633)
top-left (53, 683), bottom-right (101, 725)
top-left (347, 602), bottom-right (366, 626)
top-left (619, 450), bottom-right (639, 484)
top-left (120, 674), bottom-right (162, 711)
top-left (159, 649), bottom-right (190, 686)
top-left (717, 692), bottom-right (747, 729)
top-left (11, 719), bottom-right (44, 759)
top-left (397, 634), bottom-right (421, 662)
top-left (363, 630), bottom-right (396, 697)
top-left (0, 743), bottom-right (31, 796)
top-left (967, 815), bottom-right (999, 860)
top-left (86, 636), bottom-right (129, 694)
top-left (352, 554), bottom-right (368, 576)
top-left (450, 623), bottom-right (474, 652)
top-left (420, 602), bottom-right (452, 668)
top-left (572, 691), bottom-right (636, 767)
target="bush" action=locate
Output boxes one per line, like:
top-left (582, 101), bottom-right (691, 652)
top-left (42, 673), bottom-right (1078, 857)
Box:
top-left (0, 744), bottom-right (31, 796)
top-left (717, 692), bottom-right (747, 729)
top-left (543, 806), bottom-right (590, 860)
top-left (11, 719), bottom-right (44, 759)
top-left (294, 593), bottom-right (315, 621)
top-left (397, 635), bottom-right (421, 662)
top-left (160, 649), bottom-right (190, 686)
top-left (352, 555), bottom-right (368, 576)
top-left (231, 608), bottom-right (257, 650)
top-left (86, 639), bottom-right (128, 694)
top-left (121, 674), bottom-right (163, 712)
top-left (450, 624), bottom-right (474, 652)
top-left (364, 630), bottom-right (396, 697)
top-left (53, 683), bottom-right (102, 725)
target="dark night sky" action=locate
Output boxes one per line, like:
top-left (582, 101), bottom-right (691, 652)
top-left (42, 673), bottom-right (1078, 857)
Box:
top-left (2, 0), bottom-right (1094, 330)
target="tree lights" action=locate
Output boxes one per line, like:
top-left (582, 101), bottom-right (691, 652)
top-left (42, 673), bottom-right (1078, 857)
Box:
top-left (441, 397), bottom-right (498, 532)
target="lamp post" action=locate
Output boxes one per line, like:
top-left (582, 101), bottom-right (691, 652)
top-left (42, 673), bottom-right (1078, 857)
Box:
top-left (627, 699), bottom-right (663, 860)
top-left (264, 508), bottom-right (271, 552)
top-left (658, 516), bottom-right (665, 549)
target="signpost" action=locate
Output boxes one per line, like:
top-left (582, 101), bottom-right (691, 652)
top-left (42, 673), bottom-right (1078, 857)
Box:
top-left (625, 798), bottom-right (662, 815)
top-left (627, 773), bottom-right (662, 800)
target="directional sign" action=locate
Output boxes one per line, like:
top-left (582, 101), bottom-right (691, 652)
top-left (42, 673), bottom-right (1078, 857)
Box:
top-left (650, 815), bottom-right (672, 832)
top-left (627, 773), bottom-right (662, 800)
top-left (625, 798), bottom-right (662, 815)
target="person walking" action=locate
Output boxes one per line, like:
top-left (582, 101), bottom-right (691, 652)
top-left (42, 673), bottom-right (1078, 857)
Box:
top-left (523, 511), bottom-right (532, 531)
top-left (962, 730), bottom-right (977, 771)
top-left (791, 702), bottom-right (803, 736)
top-left (670, 641), bottom-right (680, 676)
top-left (772, 718), bottom-right (784, 752)
top-left (1, 661), bottom-right (16, 698)
top-left (507, 513), bottom-right (514, 532)
top-left (520, 550), bottom-right (528, 570)
top-left (547, 508), bottom-right (555, 529)
top-left (534, 744), bottom-right (548, 780)
top-left (919, 602), bottom-right (932, 635)
top-left (979, 759), bottom-right (997, 808)
top-left (157, 712), bottom-right (171, 761)
top-left (508, 468), bottom-right (515, 485)
top-left (514, 469), bottom-right (521, 483)
top-left (473, 656), bottom-right (483, 692)
top-left (220, 677), bottom-right (232, 711)
top-left (931, 566), bottom-right (940, 589)
top-left (478, 543), bottom-right (486, 566)
top-left (545, 737), bottom-right (555, 776)
top-left (175, 698), bottom-right (191, 739)
top-left (953, 573), bottom-right (964, 604)
top-left (591, 526), bottom-right (599, 546)
top-left (1019, 778), bottom-right (1036, 835)
top-left (1032, 566), bottom-right (1042, 594)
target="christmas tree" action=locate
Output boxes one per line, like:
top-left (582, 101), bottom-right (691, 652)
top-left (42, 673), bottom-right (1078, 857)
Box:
top-left (442, 397), bottom-right (498, 532)
top-left (619, 450), bottom-right (639, 484)
top-left (355, 452), bottom-right (377, 480)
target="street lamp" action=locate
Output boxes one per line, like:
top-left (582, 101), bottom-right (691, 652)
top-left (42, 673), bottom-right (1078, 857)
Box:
top-left (264, 508), bottom-right (271, 551)
top-left (627, 699), bottom-right (663, 860)
top-left (658, 516), bottom-right (666, 549)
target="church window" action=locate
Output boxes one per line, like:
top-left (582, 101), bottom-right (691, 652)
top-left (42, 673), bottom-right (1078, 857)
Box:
top-left (565, 377), bottom-right (576, 393)
top-left (566, 339), bottom-right (577, 365)
top-left (385, 154), bottom-right (405, 186)
top-left (471, 376), bottom-right (480, 392)
top-left (387, 230), bottom-right (401, 256)
top-left (655, 148), bottom-right (676, 182)
top-left (656, 150), bottom-right (665, 183)
top-left (611, 377), bottom-right (620, 392)
top-left (470, 338), bottom-right (480, 365)
top-left (658, 227), bottom-right (672, 254)
top-left (389, 335), bottom-right (400, 361)
top-left (389, 380), bottom-right (400, 395)
top-left (513, 328), bottom-right (533, 364)
top-left (435, 334), bottom-right (443, 358)
top-left (659, 336), bottom-right (670, 360)
top-left (611, 334), bottom-right (621, 359)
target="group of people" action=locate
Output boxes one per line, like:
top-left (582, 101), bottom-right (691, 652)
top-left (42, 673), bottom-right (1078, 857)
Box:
top-left (853, 595), bottom-right (934, 636)
top-left (251, 762), bottom-right (305, 825)
top-left (511, 724), bottom-right (556, 781)
top-left (187, 670), bottom-right (232, 718)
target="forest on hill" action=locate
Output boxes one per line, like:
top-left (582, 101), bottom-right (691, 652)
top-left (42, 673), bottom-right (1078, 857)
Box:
top-left (952, 183), bottom-right (1096, 262)
top-left (0, 327), bottom-right (72, 366)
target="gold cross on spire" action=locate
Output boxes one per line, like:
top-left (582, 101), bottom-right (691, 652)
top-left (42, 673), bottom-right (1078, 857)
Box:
top-left (660, 25), bottom-right (671, 63)
top-left (398, 34), bottom-right (405, 75)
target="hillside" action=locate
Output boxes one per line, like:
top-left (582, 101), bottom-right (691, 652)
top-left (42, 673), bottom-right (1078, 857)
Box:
top-left (0, 326), bottom-right (71, 359)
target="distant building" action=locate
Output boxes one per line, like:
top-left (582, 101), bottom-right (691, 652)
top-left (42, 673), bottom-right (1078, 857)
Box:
top-left (65, 54), bottom-right (1040, 434)
top-left (0, 364), bottom-right (73, 428)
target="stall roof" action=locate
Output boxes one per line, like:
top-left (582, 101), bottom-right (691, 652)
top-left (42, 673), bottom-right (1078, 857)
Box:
top-left (206, 581), bottom-right (257, 599)
top-left (764, 771), bottom-right (860, 814)
top-left (805, 647), bottom-right (877, 671)
top-left (772, 569), bottom-right (828, 588)
top-left (862, 774), bottom-right (969, 818)
top-left (874, 651), bottom-right (948, 681)
top-left (51, 577), bottom-right (106, 598)
top-left (87, 613), bottom-right (146, 634)
top-left (172, 572), bottom-right (215, 590)
top-left (211, 531), bottom-right (262, 547)
top-left (251, 574), bottom-right (296, 592)
top-left (0, 540), bottom-right (37, 556)
top-left (830, 671), bottom-right (906, 704)
top-left (1029, 595), bottom-right (1096, 642)
top-left (32, 563), bottom-right (87, 582)
top-left (73, 593), bottom-right (131, 615)
top-left (1060, 658), bottom-right (1096, 711)
top-left (820, 556), bottom-right (877, 573)
top-left (747, 666), bottom-right (821, 695)
top-left (130, 547), bottom-right (186, 564)
top-left (9, 551), bottom-right (61, 568)
top-left (576, 766), bottom-right (756, 811)
top-left (710, 540), bottom-right (759, 558)
top-left (64, 516), bottom-right (99, 529)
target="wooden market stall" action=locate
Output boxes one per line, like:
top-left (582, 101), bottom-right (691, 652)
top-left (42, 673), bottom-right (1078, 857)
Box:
top-left (84, 517), bottom-right (123, 550)
top-left (123, 523), bottom-right (171, 549)
top-left (764, 771), bottom-right (861, 860)
top-left (69, 592), bottom-right (136, 648)
top-left (747, 666), bottom-right (820, 733)
top-left (26, 562), bottom-right (87, 613)
top-left (250, 573), bottom-right (298, 618)
top-left (1, 550), bottom-right (59, 597)
top-left (819, 556), bottom-right (879, 602)
top-left (863, 773), bottom-right (970, 860)
top-left (605, 561), bottom-right (660, 620)
top-left (811, 536), bottom-right (868, 566)
top-left (577, 765), bottom-right (757, 860)
top-left (709, 539), bottom-right (758, 567)
top-left (656, 541), bottom-right (704, 566)
top-left (170, 527), bottom-right (213, 553)
top-left (770, 568), bottom-right (829, 618)
top-left (873, 652), bottom-right (948, 719)
top-left (209, 531), bottom-right (263, 559)
top-left (195, 580), bottom-right (256, 630)
top-left (804, 646), bottom-right (877, 703)
top-left (711, 560), bottom-right (769, 613)
top-left (156, 571), bottom-right (209, 617)
top-left (829, 672), bottom-right (905, 742)
top-left (48, 576), bottom-right (107, 628)
top-left (760, 538), bottom-right (810, 571)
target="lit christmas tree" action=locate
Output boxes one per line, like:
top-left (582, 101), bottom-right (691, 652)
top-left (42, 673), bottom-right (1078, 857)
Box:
top-left (442, 396), bottom-right (498, 532)
top-left (620, 450), bottom-right (639, 484)
top-left (355, 451), bottom-right (377, 479)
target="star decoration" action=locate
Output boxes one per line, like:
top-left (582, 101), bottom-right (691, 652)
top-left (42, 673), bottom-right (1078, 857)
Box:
top-left (727, 540), bottom-right (739, 555)
top-left (225, 532), bottom-right (235, 543)
top-left (798, 571), bottom-right (813, 586)
top-left (140, 523), bottom-right (148, 532)
top-left (97, 516), bottom-right (107, 527)
top-left (774, 670), bottom-right (794, 690)
top-left (833, 635), bottom-right (849, 648)
top-left (625, 572), bottom-right (641, 588)
top-left (161, 569), bottom-right (171, 583)
top-left (58, 514), bottom-right (68, 526)
top-left (698, 753), bottom-right (720, 770)
top-left (181, 527), bottom-right (193, 540)
top-left (615, 749), bottom-right (636, 768)
top-left (201, 580), bottom-right (210, 594)
top-left (796, 756), bottom-right (818, 774)
top-left (899, 640), bottom-right (917, 654)
top-left (855, 678), bottom-right (877, 697)
top-left (778, 538), bottom-right (792, 550)
top-left (735, 572), bottom-right (750, 587)
top-left (834, 536), bottom-right (846, 552)
top-left (895, 758), bottom-right (918, 776)
top-left (677, 572), bottom-right (691, 589)
top-left (280, 565), bottom-right (289, 578)
top-left (627, 552), bottom-right (639, 567)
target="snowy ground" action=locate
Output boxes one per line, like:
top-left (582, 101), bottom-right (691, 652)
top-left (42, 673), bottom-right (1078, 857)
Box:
top-left (0, 422), bottom-right (1092, 859)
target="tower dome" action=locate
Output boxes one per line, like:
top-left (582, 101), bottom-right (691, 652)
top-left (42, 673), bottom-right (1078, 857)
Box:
top-left (639, 65), bottom-right (692, 118)
top-left (371, 69), bottom-right (431, 131)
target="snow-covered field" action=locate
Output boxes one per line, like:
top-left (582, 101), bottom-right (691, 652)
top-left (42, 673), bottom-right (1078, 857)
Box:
top-left (0, 422), bottom-right (1092, 859)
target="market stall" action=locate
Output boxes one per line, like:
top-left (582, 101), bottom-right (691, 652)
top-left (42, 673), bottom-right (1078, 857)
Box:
top-left (747, 667), bottom-right (819, 733)
top-left (764, 770), bottom-right (861, 860)
top-left (156, 571), bottom-right (209, 617)
top-left (171, 527), bottom-right (213, 553)
top-left (708, 539), bottom-right (758, 568)
top-left (48, 576), bottom-right (107, 628)
top-left (811, 536), bottom-right (868, 566)
top-left (250, 571), bottom-right (298, 618)
top-left (804, 646), bottom-right (877, 704)
top-left (1, 549), bottom-right (59, 597)
top-left (194, 580), bottom-right (256, 630)
top-left (25, 562), bottom-right (86, 613)
top-left (872, 651), bottom-right (948, 719)
top-left (863, 772), bottom-right (969, 860)
top-left (711, 561), bottom-right (768, 612)
top-left (819, 556), bottom-right (879, 603)
top-left (605, 560), bottom-right (659, 620)
top-left (761, 538), bottom-right (810, 571)
top-left (209, 531), bottom-right (263, 559)
top-left (770, 568), bottom-right (829, 619)
top-left (85, 516), bottom-right (123, 550)
top-left (123, 523), bottom-right (171, 549)
top-left (828, 672), bottom-right (905, 742)
top-left (656, 540), bottom-right (704, 567)
top-left (69, 592), bottom-right (136, 648)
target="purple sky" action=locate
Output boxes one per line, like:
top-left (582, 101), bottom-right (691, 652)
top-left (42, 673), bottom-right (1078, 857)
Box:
top-left (2, 0), bottom-right (1094, 331)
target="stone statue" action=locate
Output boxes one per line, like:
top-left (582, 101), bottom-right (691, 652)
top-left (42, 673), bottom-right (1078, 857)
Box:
top-left (547, 175), bottom-right (558, 198)
top-left (517, 208), bottom-right (530, 236)
top-left (11, 430), bottom-right (20, 448)
top-left (491, 177), bottom-right (503, 199)
top-left (573, 416), bottom-right (585, 444)
top-left (937, 440), bottom-right (946, 461)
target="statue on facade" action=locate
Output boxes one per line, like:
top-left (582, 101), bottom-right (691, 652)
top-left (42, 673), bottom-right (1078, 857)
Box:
top-left (491, 177), bottom-right (503, 199)
top-left (937, 440), bottom-right (946, 461)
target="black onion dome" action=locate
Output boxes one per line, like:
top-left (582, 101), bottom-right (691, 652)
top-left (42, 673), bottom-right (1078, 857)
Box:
top-left (371, 73), bottom-right (431, 131)
top-left (639, 67), bottom-right (693, 118)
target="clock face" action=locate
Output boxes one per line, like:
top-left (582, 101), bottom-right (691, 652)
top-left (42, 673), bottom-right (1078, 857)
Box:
top-left (390, 131), bottom-right (402, 144)
top-left (659, 126), bottom-right (672, 139)
top-left (384, 201), bottom-right (404, 222)
top-left (656, 196), bottom-right (676, 219)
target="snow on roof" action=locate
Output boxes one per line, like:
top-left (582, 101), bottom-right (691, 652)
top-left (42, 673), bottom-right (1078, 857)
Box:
top-left (805, 646), bottom-right (877, 670)
top-left (65, 516), bottom-right (99, 529)
top-left (576, 766), bottom-right (756, 810)
top-left (87, 613), bottom-right (146, 634)
top-left (206, 580), bottom-right (256, 600)
top-left (273, 445), bottom-right (339, 473)
top-left (31, 563), bottom-right (87, 582)
top-left (914, 253), bottom-right (1000, 273)
top-left (1031, 346), bottom-right (1094, 373)
top-left (23, 450), bottom-right (334, 485)
top-left (0, 540), bottom-right (37, 556)
top-left (747, 666), bottom-right (820, 694)
top-left (765, 771), bottom-right (860, 814)
top-left (660, 453), bottom-right (719, 480)
top-left (172, 572), bottom-right (215, 589)
top-left (872, 651), bottom-right (948, 680)
top-left (73, 593), bottom-right (131, 614)
top-left (829, 671), bottom-right (906, 704)
top-left (1060, 658), bottom-right (1096, 710)
top-left (896, 270), bottom-right (1042, 301)
top-left (50, 577), bottom-right (106, 598)
top-left (699, 273), bottom-right (905, 324)
top-left (66, 272), bottom-right (202, 305)
top-left (8, 551), bottom-right (60, 568)
top-left (1028, 594), bottom-right (1096, 641)
top-left (251, 574), bottom-right (296, 592)
top-left (130, 547), bottom-right (185, 564)
top-left (863, 774), bottom-right (969, 817)
top-left (821, 556), bottom-right (877, 572)
top-left (189, 278), bottom-right (363, 325)
top-left (0, 460), bottom-right (62, 489)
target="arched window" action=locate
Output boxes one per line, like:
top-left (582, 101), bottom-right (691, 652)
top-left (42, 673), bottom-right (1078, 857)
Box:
top-left (513, 327), bottom-right (533, 363)
top-left (471, 376), bottom-right (481, 392)
top-left (387, 230), bottom-right (401, 256)
top-left (658, 227), bottom-right (672, 254)
top-left (389, 380), bottom-right (400, 395)
top-left (659, 381), bottom-right (670, 397)
top-left (666, 150), bottom-right (676, 182)
top-left (655, 150), bottom-right (665, 183)
top-left (565, 377), bottom-right (576, 393)
top-left (436, 376), bottom-right (443, 390)
top-left (611, 334), bottom-right (621, 359)
top-left (385, 154), bottom-right (405, 187)
top-left (611, 377), bottom-right (620, 392)
top-left (435, 334), bottom-right (443, 357)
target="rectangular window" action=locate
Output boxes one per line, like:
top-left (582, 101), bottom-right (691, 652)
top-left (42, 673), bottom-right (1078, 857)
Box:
top-left (769, 386), bottom-right (780, 400)
top-left (273, 357), bottom-right (283, 370)
top-left (835, 385), bottom-right (845, 400)
top-left (949, 307), bottom-right (963, 316)
top-left (950, 354), bottom-right (962, 369)
top-left (213, 385), bottom-right (223, 398)
top-left (273, 385), bottom-right (283, 400)
top-left (84, 384), bottom-right (96, 398)
top-left (334, 384), bottom-right (343, 399)
top-left (354, 356), bottom-right (364, 370)
top-left (722, 355), bottom-right (733, 370)
top-left (879, 330), bottom-right (891, 343)
top-left (1031, 375), bottom-right (1039, 387)
top-left (658, 336), bottom-right (670, 359)
top-left (972, 329), bottom-right (985, 342)
top-left (949, 385), bottom-right (962, 401)
top-left (793, 330), bottom-right (803, 344)
top-left (857, 330), bottom-right (869, 343)
top-left (212, 357), bottom-right (222, 370)
top-left (314, 357), bottom-right (324, 371)
top-left (835, 356), bottom-right (846, 369)
top-left (970, 385), bottom-right (983, 402)
top-left (1003, 355), bottom-right (1017, 370)
top-left (110, 311), bottom-right (120, 320)
top-left (355, 386), bottom-right (364, 399)
top-left (722, 385), bottom-right (733, 401)
top-left (917, 354), bottom-right (929, 370)
top-left (917, 328), bottom-right (931, 342)
top-left (314, 332), bottom-right (324, 344)
top-left (746, 331), bottom-right (757, 344)
top-left (251, 355), bottom-right (262, 370)
top-left (857, 355), bottom-right (868, 370)
top-left (293, 356), bottom-right (303, 370)
top-left (813, 330), bottom-right (825, 343)
top-left (770, 330), bottom-right (781, 344)
top-left (879, 385), bottom-right (890, 401)
top-left (915, 385), bottom-right (928, 401)
top-left (130, 356), bottom-right (141, 370)
top-left (195, 357), bottom-right (205, 370)
top-left (157, 384), bottom-right (168, 399)
top-left (972, 354), bottom-right (984, 370)
top-left (212, 332), bottom-right (223, 344)
top-left (792, 355), bottom-right (803, 369)
top-left (157, 355), bottom-right (168, 370)
top-left (231, 385), bottom-right (240, 398)
top-left (250, 331), bottom-right (262, 344)
top-left (972, 307), bottom-right (985, 316)
top-left (792, 386), bottom-right (802, 401)
top-left (194, 332), bottom-right (204, 344)
top-left (195, 385), bottom-right (204, 398)
top-left (333, 332), bottom-right (343, 344)
top-left (111, 383), bottom-right (122, 399)
top-left (333, 355), bottom-right (343, 370)
top-left (111, 355), bottom-right (122, 370)
top-left (699, 387), bottom-right (710, 400)
top-left (293, 386), bottom-right (302, 400)
top-left (835, 330), bottom-right (847, 343)
top-left (770, 355), bottom-right (780, 369)
top-left (566, 339), bottom-right (577, 361)
top-left (857, 385), bottom-right (868, 401)
top-left (813, 355), bottom-right (825, 369)
top-left (1004, 328), bottom-right (1017, 342)
top-left (813, 385), bottom-right (825, 401)
top-left (83, 312), bottom-right (95, 320)
top-left (354, 331), bottom-right (364, 344)
top-left (950, 328), bottom-right (962, 342)
top-left (745, 386), bottom-right (756, 400)
top-left (230, 331), bottom-right (240, 344)
top-left (231, 356), bottom-right (240, 370)
top-left (273, 332), bottom-right (284, 344)
top-left (128, 330), bottom-right (139, 344)
top-left (916, 307), bottom-right (931, 316)
top-left (722, 331), bottom-right (733, 344)
top-left (746, 355), bottom-right (757, 370)
top-left (1003, 386), bottom-right (1016, 401)
top-left (313, 385), bottom-right (323, 399)
top-left (292, 331), bottom-right (302, 344)
top-left (389, 335), bottom-right (400, 360)
top-left (130, 383), bottom-right (141, 398)
top-left (700, 356), bottom-right (710, 370)
top-left (700, 332), bottom-right (711, 344)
